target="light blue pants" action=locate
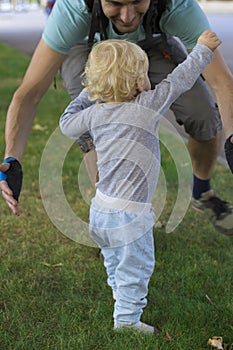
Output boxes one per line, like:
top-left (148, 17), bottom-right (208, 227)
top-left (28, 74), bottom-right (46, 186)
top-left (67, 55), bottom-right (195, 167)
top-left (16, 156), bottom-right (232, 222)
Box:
top-left (89, 203), bottom-right (155, 325)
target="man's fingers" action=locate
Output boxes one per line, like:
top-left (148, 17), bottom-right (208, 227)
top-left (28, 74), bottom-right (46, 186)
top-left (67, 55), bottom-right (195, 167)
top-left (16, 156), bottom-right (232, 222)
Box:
top-left (1, 182), bottom-right (20, 215)
top-left (0, 162), bottom-right (10, 172)
top-left (0, 180), bottom-right (13, 196)
top-left (1, 184), bottom-right (17, 205)
top-left (7, 201), bottom-right (20, 216)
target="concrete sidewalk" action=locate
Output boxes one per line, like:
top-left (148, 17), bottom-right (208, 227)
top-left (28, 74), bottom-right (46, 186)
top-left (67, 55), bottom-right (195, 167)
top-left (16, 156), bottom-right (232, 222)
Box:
top-left (199, 0), bottom-right (233, 13)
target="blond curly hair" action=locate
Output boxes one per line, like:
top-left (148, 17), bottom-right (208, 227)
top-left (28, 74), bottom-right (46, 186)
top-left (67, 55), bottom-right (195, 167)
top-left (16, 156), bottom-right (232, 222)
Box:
top-left (83, 39), bottom-right (149, 103)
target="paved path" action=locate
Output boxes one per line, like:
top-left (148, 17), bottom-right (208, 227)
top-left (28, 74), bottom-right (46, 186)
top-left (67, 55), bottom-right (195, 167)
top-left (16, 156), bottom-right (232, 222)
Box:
top-left (0, 9), bottom-right (46, 56)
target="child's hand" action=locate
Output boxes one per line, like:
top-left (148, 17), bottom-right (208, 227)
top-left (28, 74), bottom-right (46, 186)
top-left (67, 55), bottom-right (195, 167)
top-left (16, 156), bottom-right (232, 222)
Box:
top-left (197, 30), bottom-right (222, 51)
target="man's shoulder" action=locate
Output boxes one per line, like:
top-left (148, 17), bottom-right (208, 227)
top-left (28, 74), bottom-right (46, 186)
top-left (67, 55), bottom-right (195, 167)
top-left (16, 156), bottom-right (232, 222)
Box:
top-left (56, 0), bottom-right (89, 13)
top-left (165, 0), bottom-right (199, 13)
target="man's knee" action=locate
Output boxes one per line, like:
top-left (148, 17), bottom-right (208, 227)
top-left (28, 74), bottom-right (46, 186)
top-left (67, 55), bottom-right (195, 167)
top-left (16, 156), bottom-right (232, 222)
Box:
top-left (171, 78), bottom-right (222, 141)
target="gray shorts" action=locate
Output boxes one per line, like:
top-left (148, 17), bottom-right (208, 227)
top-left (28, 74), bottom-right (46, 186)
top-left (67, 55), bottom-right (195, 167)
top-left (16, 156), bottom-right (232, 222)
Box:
top-left (60, 36), bottom-right (222, 153)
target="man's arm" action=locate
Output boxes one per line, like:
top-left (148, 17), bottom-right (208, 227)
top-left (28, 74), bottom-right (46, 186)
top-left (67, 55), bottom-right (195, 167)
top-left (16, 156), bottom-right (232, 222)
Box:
top-left (202, 48), bottom-right (233, 172)
top-left (0, 38), bottom-right (66, 215)
top-left (5, 38), bottom-right (66, 160)
top-left (201, 48), bottom-right (233, 138)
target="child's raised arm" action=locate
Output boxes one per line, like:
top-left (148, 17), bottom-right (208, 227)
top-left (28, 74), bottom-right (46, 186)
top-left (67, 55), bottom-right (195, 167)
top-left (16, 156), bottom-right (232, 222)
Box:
top-left (137, 30), bottom-right (222, 116)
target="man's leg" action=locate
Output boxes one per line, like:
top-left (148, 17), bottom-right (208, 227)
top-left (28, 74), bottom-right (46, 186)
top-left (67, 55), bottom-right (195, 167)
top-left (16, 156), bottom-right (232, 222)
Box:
top-left (188, 134), bottom-right (220, 180)
top-left (83, 149), bottom-right (98, 187)
top-left (190, 132), bottom-right (233, 235)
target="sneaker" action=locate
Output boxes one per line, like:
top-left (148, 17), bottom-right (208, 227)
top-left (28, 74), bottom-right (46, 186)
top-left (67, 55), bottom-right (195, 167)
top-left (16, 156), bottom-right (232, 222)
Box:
top-left (192, 190), bottom-right (233, 235)
top-left (114, 321), bottom-right (160, 335)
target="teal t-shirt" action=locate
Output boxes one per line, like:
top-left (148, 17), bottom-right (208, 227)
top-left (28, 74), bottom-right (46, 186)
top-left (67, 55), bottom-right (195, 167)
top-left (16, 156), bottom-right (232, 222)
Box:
top-left (42, 0), bottom-right (210, 55)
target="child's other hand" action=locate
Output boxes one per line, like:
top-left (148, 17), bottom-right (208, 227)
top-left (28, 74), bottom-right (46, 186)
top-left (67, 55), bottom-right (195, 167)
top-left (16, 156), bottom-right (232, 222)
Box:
top-left (197, 30), bottom-right (222, 51)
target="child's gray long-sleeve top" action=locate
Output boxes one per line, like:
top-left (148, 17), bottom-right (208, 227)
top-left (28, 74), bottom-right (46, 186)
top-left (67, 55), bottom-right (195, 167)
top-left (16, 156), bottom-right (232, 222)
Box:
top-left (60, 43), bottom-right (213, 206)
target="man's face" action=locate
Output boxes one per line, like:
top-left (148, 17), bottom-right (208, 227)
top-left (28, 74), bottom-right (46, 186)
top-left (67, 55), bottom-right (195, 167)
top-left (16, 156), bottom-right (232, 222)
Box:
top-left (101, 0), bottom-right (150, 33)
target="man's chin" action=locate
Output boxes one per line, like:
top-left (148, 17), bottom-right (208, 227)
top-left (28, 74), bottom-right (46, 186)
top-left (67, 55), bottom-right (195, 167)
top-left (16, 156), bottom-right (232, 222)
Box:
top-left (115, 26), bottom-right (137, 34)
top-left (113, 22), bottom-right (140, 34)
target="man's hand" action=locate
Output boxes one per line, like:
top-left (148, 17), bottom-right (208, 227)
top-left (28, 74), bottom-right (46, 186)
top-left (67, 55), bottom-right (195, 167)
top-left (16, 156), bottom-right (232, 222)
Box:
top-left (0, 158), bottom-right (23, 216)
top-left (225, 135), bottom-right (233, 173)
top-left (197, 30), bottom-right (222, 52)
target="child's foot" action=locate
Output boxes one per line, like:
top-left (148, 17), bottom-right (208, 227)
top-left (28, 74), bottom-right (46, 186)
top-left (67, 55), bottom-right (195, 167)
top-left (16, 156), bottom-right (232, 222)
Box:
top-left (114, 321), bottom-right (160, 335)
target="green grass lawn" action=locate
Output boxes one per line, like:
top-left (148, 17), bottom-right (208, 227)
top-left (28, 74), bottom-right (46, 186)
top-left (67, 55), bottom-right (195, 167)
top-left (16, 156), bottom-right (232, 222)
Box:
top-left (0, 42), bottom-right (233, 350)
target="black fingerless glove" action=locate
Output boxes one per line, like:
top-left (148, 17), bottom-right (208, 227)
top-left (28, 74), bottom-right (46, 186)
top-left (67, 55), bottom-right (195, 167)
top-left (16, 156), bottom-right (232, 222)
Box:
top-left (224, 134), bottom-right (233, 174)
top-left (0, 158), bottom-right (23, 200)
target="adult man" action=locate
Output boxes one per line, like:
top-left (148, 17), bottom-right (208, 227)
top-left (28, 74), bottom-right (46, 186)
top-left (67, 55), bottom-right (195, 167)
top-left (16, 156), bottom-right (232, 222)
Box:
top-left (0, 0), bottom-right (233, 234)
